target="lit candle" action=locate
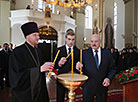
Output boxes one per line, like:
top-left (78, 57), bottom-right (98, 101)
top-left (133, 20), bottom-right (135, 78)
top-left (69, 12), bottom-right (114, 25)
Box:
top-left (72, 50), bottom-right (74, 77)
top-left (47, 50), bottom-right (60, 78)
top-left (80, 49), bottom-right (82, 76)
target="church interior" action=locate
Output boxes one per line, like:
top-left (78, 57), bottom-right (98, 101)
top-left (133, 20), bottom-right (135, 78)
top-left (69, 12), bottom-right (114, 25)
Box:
top-left (0, 0), bottom-right (138, 102)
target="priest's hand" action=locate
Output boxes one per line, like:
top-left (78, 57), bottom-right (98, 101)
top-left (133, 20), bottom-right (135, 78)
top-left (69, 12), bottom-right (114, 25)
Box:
top-left (76, 62), bottom-right (83, 70)
top-left (102, 78), bottom-right (110, 87)
top-left (40, 62), bottom-right (54, 72)
top-left (58, 57), bottom-right (67, 66)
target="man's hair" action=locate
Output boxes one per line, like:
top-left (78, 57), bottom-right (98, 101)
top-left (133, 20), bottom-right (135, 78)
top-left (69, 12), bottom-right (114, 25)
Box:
top-left (65, 32), bottom-right (75, 38)
top-left (91, 34), bottom-right (101, 40)
top-left (66, 29), bottom-right (74, 33)
top-left (3, 43), bottom-right (9, 47)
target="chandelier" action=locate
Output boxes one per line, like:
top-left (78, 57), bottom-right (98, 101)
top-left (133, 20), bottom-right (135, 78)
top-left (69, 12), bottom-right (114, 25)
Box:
top-left (43, 0), bottom-right (94, 8)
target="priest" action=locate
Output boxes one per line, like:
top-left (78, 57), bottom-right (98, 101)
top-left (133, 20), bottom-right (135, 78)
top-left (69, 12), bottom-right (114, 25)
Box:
top-left (9, 22), bottom-right (54, 102)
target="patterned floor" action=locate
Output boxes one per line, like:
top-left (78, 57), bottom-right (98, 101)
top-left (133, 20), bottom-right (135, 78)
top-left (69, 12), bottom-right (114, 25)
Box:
top-left (0, 78), bottom-right (123, 102)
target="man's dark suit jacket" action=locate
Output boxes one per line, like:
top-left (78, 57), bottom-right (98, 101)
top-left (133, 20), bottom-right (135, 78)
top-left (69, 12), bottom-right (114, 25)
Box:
top-left (54, 45), bottom-right (80, 102)
top-left (55, 45), bottom-right (80, 74)
top-left (82, 48), bottom-right (116, 102)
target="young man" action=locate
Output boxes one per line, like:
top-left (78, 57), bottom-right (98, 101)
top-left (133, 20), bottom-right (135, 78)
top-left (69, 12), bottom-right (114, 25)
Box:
top-left (76, 34), bottom-right (117, 102)
top-left (55, 32), bottom-right (80, 102)
top-left (9, 22), bottom-right (54, 102)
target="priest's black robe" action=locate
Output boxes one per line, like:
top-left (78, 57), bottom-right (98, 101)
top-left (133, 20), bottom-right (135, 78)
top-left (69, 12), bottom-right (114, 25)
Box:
top-left (9, 42), bottom-right (49, 102)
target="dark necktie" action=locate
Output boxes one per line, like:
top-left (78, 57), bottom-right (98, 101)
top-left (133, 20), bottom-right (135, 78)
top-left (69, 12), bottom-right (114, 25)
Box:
top-left (94, 50), bottom-right (99, 69)
top-left (68, 48), bottom-right (71, 64)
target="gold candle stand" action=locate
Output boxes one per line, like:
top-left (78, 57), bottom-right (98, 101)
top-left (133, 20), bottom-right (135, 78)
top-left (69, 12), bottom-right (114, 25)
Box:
top-left (57, 73), bottom-right (88, 102)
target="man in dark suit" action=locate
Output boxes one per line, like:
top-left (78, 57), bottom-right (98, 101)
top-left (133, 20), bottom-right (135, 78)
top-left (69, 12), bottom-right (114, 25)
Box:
top-left (0, 43), bottom-right (12, 87)
top-left (55, 32), bottom-right (80, 102)
top-left (76, 34), bottom-right (116, 102)
top-left (9, 22), bottom-right (54, 102)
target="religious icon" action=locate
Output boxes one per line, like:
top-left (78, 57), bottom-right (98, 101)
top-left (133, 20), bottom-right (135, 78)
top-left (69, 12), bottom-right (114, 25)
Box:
top-left (45, 6), bottom-right (52, 18)
top-left (104, 17), bottom-right (114, 49)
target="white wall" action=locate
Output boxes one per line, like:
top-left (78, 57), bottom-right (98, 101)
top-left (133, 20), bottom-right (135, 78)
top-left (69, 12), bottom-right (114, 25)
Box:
top-left (103, 0), bottom-right (114, 48)
top-left (11, 23), bottom-right (26, 46)
top-left (75, 12), bottom-right (85, 49)
top-left (114, 0), bottom-right (125, 50)
top-left (104, 0), bottom-right (114, 26)
top-left (15, 0), bottom-right (71, 16)
top-left (125, 1), bottom-right (133, 46)
top-left (15, 0), bottom-right (32, 9)
top-left (103, 0), bottom-right (125, 50)
top-left (84, 29), bottom-right (92, 44)
top-left (0, 0), bottom-right (10, 46)
top-left (54, 6), bottom-right (71, 17)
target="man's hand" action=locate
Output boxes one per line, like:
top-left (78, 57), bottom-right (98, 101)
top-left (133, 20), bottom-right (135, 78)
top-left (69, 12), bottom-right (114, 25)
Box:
top-left (102, 78), bottom-right (110, 87)
top-left (76, 62), bottom-right (83, 70)
top-left (40, 62), bottom-right (54, 72)
top-left (58, 57), bottom-right (67, 66)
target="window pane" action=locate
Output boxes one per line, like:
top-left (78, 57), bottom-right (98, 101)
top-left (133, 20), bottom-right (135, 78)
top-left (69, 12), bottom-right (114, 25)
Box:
top-left (114, 16), bottom-right (117, 24)
top-left (114, 1), bottom-right (117, 33)
top-left (85, 6), bottom-right (92, 29)
top-left (114, 25), bottom-right (117, 32)
top-left (38, 0), bottom-right (43, 11)
top-left (114, 2), bottom-right (117, 7)
top-left (114, 9), bottom-right (117, 16)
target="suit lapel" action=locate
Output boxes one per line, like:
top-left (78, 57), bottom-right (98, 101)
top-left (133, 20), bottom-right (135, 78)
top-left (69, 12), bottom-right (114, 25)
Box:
top-left (63, 45), bottom-right (67, 57)
top-left (87, 48), bottom-right (99, 72)
top-left (88, 48), bottom-right (97, 67)
top-left (99, 48), bottom-right (104, 70)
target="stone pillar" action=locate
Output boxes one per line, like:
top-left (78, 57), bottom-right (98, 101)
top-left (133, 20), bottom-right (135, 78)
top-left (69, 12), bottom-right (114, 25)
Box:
top-left (75, 9), bottom-right (85, 49)
top-left (57, 31), bottom-right (65, 47)
top-left (132, 0), bottom-right (137, 46)
top-left (0, 0), bottom-right (10, 45)
top-left (125, 0), bottom-right (135, 47)
top-left (99, 0), bottom-right (104, 47)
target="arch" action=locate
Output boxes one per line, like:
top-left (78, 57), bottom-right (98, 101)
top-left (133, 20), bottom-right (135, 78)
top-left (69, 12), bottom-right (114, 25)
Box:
top-left (39, 26), bottom-right (58, 40)
top-left (85, 5), bottom-right (92, 29)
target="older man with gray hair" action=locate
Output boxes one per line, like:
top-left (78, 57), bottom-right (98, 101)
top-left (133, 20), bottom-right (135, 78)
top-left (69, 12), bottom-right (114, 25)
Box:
top-left (76, 34), bottom-right (117, 102)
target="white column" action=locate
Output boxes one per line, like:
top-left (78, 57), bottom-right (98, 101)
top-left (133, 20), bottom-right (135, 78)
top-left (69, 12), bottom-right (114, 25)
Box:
top-left (0, 0), bottom-right (10, 45)
top-left (114, 0), bottom-right (125, 50)
top-left (57, 31), bottom-right (65, 47)
top-left (75, 12), bottom-right (85, 49)
top-left (11, 23), bottom-right (26, 46)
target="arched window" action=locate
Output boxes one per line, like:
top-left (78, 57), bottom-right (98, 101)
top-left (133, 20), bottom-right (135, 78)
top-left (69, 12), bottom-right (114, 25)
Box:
top-left (114, 2), bottom-right (117, 34)
top-left (85, 5), bottom-right (92, 29)
top-left (38, 0), bottom-right (45, 11)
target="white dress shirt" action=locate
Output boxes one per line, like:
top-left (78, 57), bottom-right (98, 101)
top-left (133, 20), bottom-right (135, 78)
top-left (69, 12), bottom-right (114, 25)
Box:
top-left (92, 47), bottom-right (101, 65)
top-left (66, 45), bottom-right (73, 54)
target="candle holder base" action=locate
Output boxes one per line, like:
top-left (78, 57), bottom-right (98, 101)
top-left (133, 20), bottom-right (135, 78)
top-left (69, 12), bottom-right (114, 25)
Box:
top-left (57, 73), bottom-right (88, 102)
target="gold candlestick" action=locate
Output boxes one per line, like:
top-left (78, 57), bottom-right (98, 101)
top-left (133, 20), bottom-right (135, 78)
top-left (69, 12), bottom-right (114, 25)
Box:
top-left (57, 73), bottom-right (88, 102)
